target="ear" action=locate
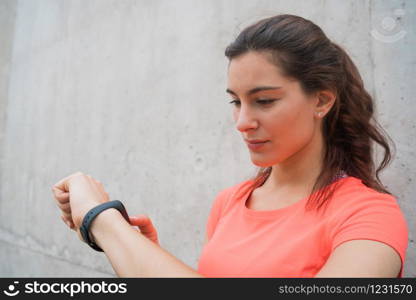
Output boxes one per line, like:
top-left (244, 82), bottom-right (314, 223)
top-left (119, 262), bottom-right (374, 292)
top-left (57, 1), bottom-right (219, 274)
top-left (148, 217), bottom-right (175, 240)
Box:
top-left (314, 90), bottom-right (336, 117)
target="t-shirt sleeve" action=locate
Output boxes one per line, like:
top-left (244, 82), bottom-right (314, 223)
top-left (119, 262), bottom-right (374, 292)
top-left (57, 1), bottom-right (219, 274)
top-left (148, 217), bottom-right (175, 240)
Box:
top-left (329, 193), bottom-right (409, 277)
top-left (204, 187), bottom-right (233, 241)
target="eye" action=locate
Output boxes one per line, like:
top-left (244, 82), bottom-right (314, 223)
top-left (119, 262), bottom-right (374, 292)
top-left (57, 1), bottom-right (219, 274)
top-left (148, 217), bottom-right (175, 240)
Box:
top-left (228, 99), bottom-right (240, 106)
top-left (256, 99), bottom-right (277, 105)
top-left (228, 98), bottom-right (279, 107)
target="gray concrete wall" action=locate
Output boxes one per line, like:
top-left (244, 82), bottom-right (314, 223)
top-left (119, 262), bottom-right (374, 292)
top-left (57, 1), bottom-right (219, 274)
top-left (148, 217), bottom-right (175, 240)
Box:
top-left (0, 0), bottom-right (414, 277)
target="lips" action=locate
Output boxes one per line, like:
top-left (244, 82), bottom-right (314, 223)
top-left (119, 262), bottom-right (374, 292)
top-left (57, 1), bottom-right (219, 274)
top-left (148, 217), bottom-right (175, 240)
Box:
top-left (244, 139), bottom-right (269, 144)
top-left (245, 139), bottom-right (270, 151)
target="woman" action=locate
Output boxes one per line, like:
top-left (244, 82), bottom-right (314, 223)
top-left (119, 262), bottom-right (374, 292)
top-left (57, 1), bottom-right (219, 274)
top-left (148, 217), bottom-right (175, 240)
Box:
top-left (52, 14), bottom-right (408, 277)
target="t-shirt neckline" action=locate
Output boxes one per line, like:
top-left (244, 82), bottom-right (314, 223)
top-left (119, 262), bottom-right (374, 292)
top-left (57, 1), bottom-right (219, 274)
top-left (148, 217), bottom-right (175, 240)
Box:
top-left (242, 175), bottom-right (354, 219)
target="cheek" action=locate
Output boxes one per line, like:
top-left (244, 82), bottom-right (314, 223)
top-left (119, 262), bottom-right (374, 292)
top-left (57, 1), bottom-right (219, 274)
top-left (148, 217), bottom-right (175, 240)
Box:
top-left (269, 106), bottom-right (315, 151)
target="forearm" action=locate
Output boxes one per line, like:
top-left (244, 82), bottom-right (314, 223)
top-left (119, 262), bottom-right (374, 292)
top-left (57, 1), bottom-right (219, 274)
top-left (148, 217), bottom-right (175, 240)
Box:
top-left (89, 209), bottom-right (204, 278)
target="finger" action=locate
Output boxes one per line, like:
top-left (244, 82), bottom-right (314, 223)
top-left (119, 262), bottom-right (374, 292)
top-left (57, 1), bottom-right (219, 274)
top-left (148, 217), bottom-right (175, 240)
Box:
top-left (61, 215), bottom-right (71, 227)
top-left (129, 215), bottom-right (149, 225)
top-left (54, 193), bottom-right (70, 204)
top-left (56, 201), bottom-right (72, 214)
top-left (61, 215), bottom-right (75, 229)
top-left (61, 215), bottom-right (69, 226)
top-left (129, 216), bottom-right (159, 244)
top-left (130, 215), bottom-right (156, 234)
top-left (129, 216), bottom-right (151, 228)
top-left (54, 189), bottom-right (69, 202)
top-left (62, 210), bottom-right (72, 221)
top-left (52, 187), bottom-right (70, 204)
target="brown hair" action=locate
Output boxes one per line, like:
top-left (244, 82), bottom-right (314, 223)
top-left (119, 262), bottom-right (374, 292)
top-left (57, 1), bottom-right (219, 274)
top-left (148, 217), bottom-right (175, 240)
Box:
top-left (224, 14), bottom-right (395, 211)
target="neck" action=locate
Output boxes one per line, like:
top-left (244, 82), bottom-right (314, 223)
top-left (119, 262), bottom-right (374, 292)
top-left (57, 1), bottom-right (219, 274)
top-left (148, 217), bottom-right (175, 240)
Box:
top-left (262, 127), bottom-right (325, 193)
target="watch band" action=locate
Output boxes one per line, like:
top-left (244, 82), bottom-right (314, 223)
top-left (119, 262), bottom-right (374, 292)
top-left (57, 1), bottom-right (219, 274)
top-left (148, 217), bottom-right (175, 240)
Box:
top-left (80, 200), bottom-right (130, 252)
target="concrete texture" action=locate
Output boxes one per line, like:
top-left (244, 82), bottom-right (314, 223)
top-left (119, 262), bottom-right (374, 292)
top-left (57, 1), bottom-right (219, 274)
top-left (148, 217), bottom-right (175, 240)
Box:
top-left (0, 0), bottom-right (414, 277)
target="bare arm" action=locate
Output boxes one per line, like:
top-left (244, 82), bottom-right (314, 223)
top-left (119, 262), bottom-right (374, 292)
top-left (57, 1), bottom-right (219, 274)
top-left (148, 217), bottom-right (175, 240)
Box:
top-left (315, 240), bottom-right (402, 277)
top-left (90, 208), bottom-right (204, 278)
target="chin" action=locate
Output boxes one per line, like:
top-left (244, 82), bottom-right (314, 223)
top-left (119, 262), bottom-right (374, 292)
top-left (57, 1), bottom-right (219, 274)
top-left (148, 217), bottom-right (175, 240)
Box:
top-left (250, 159), bottom-right (274, 168)
top-left (250, 153), bottom-right (281, 168)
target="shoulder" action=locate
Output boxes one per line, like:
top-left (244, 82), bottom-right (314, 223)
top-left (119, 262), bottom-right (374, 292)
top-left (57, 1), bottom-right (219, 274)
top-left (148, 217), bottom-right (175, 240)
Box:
top-left (327, 176), bottom-right (404, 213)
top-left (326, 176), bottom-right (408, 229)
top-left (324, 176), bottom-right (408, 274)
top-left (223, 179), bottom-right (254, 196)
top-left (211, 179), bottom-right (254, 214)
top-left (214, 179), bottom-right (253, 202)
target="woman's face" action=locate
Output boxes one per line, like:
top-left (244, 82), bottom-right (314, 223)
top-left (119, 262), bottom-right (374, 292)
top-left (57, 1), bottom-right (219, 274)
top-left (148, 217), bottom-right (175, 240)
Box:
top-left (226, 51), bottom-right (321, 167)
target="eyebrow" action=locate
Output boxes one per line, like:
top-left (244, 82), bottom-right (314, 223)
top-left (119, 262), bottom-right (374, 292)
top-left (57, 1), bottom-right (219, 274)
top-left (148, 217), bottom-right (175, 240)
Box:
top-left (226, 86), bottom-right (282, 96)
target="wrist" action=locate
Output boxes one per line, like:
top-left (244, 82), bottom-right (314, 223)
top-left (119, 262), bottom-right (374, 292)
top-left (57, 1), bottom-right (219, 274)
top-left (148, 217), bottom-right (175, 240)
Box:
top-left (88, 208), bottom-right (125, 249)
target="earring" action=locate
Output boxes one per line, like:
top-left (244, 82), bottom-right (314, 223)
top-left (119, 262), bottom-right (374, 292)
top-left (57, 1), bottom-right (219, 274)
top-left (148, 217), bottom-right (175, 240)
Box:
top-left (316, 112), bottom-right (323, 117)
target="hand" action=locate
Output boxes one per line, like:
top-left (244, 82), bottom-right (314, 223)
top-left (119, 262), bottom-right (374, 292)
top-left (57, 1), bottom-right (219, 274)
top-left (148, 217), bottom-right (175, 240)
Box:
top-left (52, 172), bottom-right (110, 236)
top-left (129, 214), bottom-right (160, 246)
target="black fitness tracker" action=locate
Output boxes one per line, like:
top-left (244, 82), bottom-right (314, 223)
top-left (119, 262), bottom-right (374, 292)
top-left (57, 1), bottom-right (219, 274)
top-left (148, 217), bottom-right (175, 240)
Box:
top-left (80, 200), bottom-right (130, 252)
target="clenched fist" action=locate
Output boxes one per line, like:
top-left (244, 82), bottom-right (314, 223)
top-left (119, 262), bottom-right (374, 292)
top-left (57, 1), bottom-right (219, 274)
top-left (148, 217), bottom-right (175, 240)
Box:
top-left (52, 172), bottom-right (159, 246)
top-left (52, 172), bottom-right (109, 229)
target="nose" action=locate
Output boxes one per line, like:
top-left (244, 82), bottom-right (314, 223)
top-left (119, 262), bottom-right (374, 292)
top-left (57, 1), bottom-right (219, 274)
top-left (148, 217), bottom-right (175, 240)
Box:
top-left (234, 106), bottom-right (258, 133)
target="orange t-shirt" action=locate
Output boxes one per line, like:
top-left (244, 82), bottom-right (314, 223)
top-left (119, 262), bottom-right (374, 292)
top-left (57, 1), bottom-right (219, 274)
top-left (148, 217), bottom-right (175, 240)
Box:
top-left (197, 176), bottom-right (408, 277)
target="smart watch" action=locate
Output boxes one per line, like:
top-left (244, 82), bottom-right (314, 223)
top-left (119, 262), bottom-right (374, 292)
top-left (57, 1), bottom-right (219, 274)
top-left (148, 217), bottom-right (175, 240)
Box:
top-left (80, 200), bottom-right (130, 252)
